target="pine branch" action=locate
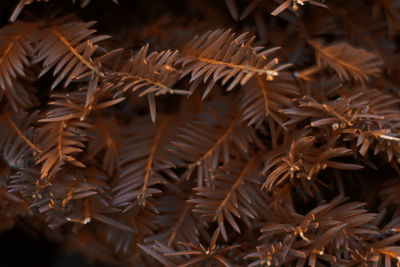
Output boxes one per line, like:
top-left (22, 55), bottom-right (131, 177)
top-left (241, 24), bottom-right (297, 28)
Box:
top-left (284, 88), bottom-right (400, 161)
top-left (189, 155), bottom-right (266, 241)
top-left (0, 21), bottom-right (38, 109)
top-left (240, 72), bottom-right (299, 128)
top-left (179, 29), bottom-right (290, 100)
top-left (0, 112), bottom-right (40, 169)
top-left (34, 16), bottom-right (109, 89)
top-left (262, 132), bottom-right (363, 191)
top-left (248, 195), bottom-right (381, 266)
top-left (140, 229), bottom-right (240, 267)
top-left (112, 116), bottom-right (180, 209)
top-left (36, 92), bottom-right (91, 180)
top-left (0, 21), bottom-right (37, 88)
top-left (170, 96), bottom-right (262, 186)
top-left (309, 40), bottom-right (383, 82)
top-left (147, 184), bottom-right (206, 250)
top-left (86, 115), bottom-right (121, 177)
top-left (109, 45), bottom-right (190, 122)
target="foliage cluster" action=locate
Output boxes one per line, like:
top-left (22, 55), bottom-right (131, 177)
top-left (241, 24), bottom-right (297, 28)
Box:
top-left (1, 0), bottom-right (400, 266)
